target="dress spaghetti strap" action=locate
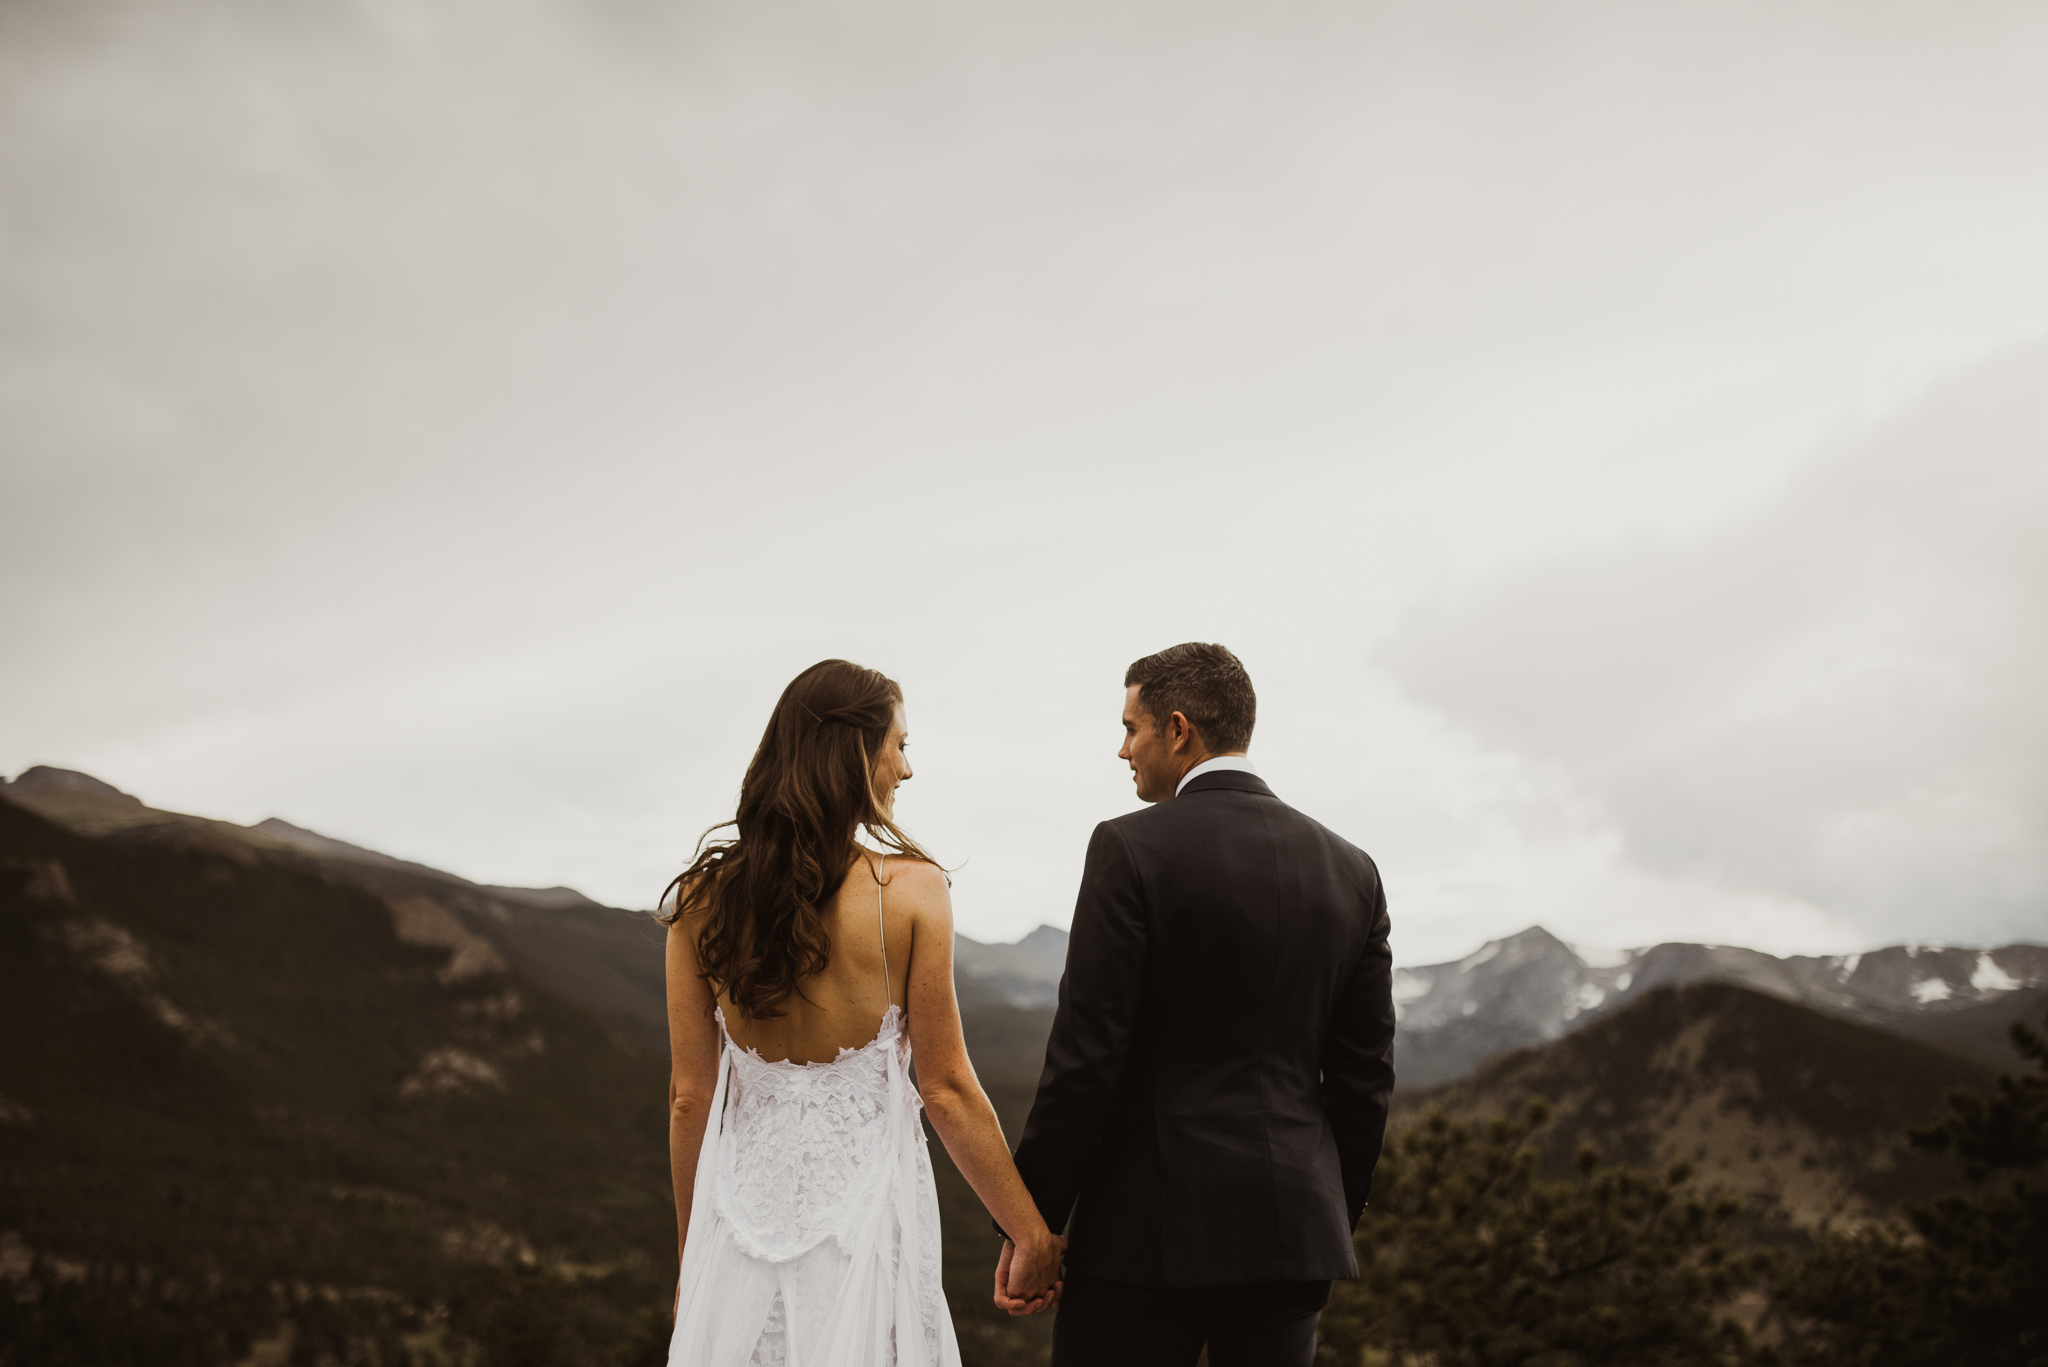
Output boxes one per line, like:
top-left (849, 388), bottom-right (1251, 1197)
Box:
top-left (876, 852), bottom-right (891, 1009)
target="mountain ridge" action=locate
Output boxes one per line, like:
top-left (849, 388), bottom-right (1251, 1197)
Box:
top-left (0, 779), bottom-right (680, 1363)
top-left (8, 764), bottom-right (2038, 1092)
top-left (1394, 923), bottom-right (2046, 1087)
top-left (1399, 979), bottom-right (1995, 1226)
top-left (1, 765), bottom-right (1078, 1026)
top-left (0, 765), bottom-right (1070, 1363)
top-left (3, 764), bottom-right (2029, 1364)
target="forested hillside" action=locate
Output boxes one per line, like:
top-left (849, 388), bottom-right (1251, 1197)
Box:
top-left (0, 790), bottom-right (676, 1365)
top-left (1403, 981), bottom-right (1989, 1224)
top-left (2, 767), bottom-right (2030, 1365)
top-left (0, 771), bottom-right (1080, 1365)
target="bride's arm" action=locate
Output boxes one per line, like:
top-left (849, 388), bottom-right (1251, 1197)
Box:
top-left (665, 910), bottom-right (723, 1278)
top-left (898, 863), bottom-right (1065, 1306)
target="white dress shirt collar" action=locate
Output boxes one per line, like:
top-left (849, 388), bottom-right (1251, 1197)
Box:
top-left (1175, 754), bottom-right (1259, 797)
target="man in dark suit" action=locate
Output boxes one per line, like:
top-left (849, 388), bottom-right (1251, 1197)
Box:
top-left (996, 642), bottom-right (1396, 1366)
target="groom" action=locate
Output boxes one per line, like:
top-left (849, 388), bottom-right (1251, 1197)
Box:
top-left (997, 643), bottom-right (1396, 1366)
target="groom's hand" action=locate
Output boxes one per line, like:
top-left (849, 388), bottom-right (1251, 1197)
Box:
top-left (994, 1239), bottom-right (1056, 1316)
top-left (993, 1239), bottom-right (1037, 1316)
top-left (993, 1236), bottom-right (1066, 1316)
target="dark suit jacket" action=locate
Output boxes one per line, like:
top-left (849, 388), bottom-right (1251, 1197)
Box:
top-left (1010, 769), bottom-right (1395, 1288)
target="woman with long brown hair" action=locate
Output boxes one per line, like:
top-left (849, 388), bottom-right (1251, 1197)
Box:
top-left (663, 660), bottom-right (1063, 1367)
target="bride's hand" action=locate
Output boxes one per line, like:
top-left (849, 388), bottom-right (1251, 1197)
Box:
top-left (993, 1239), bottom-right (1040, 1315)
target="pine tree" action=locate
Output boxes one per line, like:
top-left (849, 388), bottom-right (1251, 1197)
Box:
top-left (1317, 1100), bottom-right (1763, 1367)
top-left (1767, 1012), bottom-right (2048, 1367)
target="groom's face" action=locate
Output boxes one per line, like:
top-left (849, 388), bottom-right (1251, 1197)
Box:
top-left (1119, 685), bottom-right (1184, 804)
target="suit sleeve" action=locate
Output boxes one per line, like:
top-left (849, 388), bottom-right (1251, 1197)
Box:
top-left (1321, 866), bottom-right (1396, 1229)
top-left (1008, 820), bottom-right (1150, 1239)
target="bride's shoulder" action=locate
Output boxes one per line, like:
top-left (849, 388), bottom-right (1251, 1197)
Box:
top-left (661, 866), bottom-right (716, 918)
top-left (876, 854), bottom-right (950, 906)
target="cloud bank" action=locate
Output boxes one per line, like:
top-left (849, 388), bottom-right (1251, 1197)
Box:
top-left (6, 0), bottom-right (2048, 952)
top-left (1381, 342), bottom-right (2048, 947)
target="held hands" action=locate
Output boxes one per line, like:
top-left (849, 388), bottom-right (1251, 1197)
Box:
top-left (993, 1233), bottom-right (1067, 1316)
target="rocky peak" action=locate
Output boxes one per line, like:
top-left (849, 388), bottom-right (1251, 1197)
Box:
top-left (2, 766), bottom-right (143, 806)
top-left (252, 817), bottom-right (417, 870)
top-left (1395, 925), bottom-right (2048, 1090)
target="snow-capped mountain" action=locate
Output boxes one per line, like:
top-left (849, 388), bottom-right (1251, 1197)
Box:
top-left (1395, 926), bottom-right (2048, 1089)
top-left (945, 917), bottom-right (2045, 1090)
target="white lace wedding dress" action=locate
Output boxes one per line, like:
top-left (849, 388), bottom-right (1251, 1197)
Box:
top-left (667, 859), bottom-right (961, 1367)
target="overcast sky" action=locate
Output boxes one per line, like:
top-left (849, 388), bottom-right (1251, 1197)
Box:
top-left (5, 0), bottom-right (2046, 963)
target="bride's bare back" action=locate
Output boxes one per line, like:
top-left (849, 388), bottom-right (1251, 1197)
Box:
top-left (661, 667), bottom-right (1063, 1334)
top-left (708, 850), bottom-right (916, 1066)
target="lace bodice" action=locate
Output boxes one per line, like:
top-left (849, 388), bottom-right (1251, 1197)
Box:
top-left (714, 1005), bottom-right (917, 1263)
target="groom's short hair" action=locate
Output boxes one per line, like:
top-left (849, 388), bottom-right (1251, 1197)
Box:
top-left (1125, 643), bottom-right (1256, 753)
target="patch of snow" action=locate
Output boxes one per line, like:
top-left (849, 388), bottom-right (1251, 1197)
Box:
top-left (1566, 982), bottom-right (1606, 1017)
top-left (1460, 941), bottom-right (1503, 970)
top-left (1570, 943), bottom-right (1635, 969)
top-left (1834, 953), bottom-right (1862, 980)
top-left (1971, 953), bottom-right (2023, 994)
top-left (1391, 970), bottom-right (1434, 1005)
top-left (1614, 972), bottom-right (1633, 992)
top-left (1910, 977), bottom-right (1953, 1004)
top-left (1461, 1000), bottom-right (1479, 1016)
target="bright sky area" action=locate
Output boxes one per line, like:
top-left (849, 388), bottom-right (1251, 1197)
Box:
top-left (5, 0), bottom-right (2046, 963)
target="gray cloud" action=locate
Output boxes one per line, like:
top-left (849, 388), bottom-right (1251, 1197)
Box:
top-left (6, 0), bottom-right (2048, 950)
top-left (1381, 341), bottom-right (2048, 945)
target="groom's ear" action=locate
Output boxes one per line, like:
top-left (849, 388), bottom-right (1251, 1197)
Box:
top-left (1166, 710), bottom-right (1196, 750)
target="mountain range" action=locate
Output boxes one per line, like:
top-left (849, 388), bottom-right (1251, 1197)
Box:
top-left (21, 764), bottom-right (2026, 1096)
top-left (947, 914), bottom-right (2046, 1093)
top-left (0, 766), bottom-right (1075, 1365)
top-left (3, 764), bottom-right (2040, 1365)
top-left (1407, 979), bottom-right (1996, 1226)
top-left (0, 769), bottom-right (685, 1365)
top-left (1391, 923), bottom-right (2046, 1088)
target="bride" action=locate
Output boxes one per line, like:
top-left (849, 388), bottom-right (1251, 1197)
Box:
top-left (661, 659), bottom-right (1065, 1366)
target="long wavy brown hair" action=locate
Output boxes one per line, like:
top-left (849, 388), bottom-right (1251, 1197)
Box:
top-left (659, 659), bottom-right (938, 1019)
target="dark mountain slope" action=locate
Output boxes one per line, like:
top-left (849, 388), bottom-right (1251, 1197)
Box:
top-left (0, 769), bottom-right (1071, 1365)
top-left (1401, 982), bottom-right (1990, 1226)
top-left (1, 767), bottom-right (1068, 1057)
top-left (1, 766), bottom-right (673, 1052)
top-left (0, 793), bottom-right (676, 1363)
